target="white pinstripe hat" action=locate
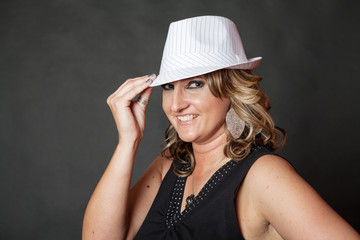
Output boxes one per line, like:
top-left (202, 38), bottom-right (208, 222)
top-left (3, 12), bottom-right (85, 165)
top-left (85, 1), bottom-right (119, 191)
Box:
top-left (150, 15), bottom-right (262, 87)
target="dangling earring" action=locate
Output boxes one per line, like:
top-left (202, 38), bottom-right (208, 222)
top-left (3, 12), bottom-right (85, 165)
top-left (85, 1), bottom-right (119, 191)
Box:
top-left (226, 108), bottom-right (245, 139)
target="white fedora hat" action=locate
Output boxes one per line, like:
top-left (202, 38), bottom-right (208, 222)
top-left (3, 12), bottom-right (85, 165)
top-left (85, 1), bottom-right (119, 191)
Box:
top-left (150, 15), bottom-right (262, 87)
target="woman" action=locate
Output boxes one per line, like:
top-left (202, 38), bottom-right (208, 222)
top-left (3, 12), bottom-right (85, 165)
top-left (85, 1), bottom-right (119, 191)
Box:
top-left (83, 16), bottom-right (359, 239)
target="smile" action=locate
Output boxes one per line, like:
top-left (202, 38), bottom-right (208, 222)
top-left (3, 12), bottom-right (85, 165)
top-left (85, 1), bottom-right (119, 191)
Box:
top-left (177, 114), bottom-right (199, 122)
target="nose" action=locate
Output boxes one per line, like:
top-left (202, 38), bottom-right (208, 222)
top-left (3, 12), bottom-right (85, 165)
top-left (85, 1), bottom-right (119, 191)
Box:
top-left (170, 88), bottom-right (189, 113)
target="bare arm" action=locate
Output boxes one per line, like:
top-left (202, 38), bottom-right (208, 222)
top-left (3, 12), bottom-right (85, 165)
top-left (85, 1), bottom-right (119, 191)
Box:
top-left (243, 155), bottom-right (360, 239)
top-left (82, 74), bottom-right (165, 240)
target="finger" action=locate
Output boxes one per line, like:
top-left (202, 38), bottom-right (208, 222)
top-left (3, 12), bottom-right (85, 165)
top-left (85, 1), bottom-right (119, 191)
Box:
top-left (140, 86), bottom-right (153, 101)
top-left (115, 73), bottom-right (155, 96)
top-left (135, 87), bottom-right (153, 108)
top-left (132, 87), bottom-right (153, 130)
top-left (107, 73), bottom-right (155, 107)
top-left (109, 74), bottom-right (156, 103)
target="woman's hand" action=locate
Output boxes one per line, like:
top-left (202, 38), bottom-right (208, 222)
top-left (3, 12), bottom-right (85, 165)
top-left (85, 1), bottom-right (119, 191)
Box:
top-left (107, 74), bottom-right (156, 144)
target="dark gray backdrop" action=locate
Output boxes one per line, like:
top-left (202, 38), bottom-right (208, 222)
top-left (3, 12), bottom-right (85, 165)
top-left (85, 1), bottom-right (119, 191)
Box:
top-left (1, 0), bottom-right (359, 239)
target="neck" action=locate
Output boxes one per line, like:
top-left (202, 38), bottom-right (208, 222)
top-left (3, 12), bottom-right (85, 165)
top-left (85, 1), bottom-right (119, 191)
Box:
top-left (192, 132), bottom-right (228, 171)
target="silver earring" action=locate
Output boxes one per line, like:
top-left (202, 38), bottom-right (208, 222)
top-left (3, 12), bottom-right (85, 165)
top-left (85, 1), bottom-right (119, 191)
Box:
top-left (226, 108), bottom-right (245, 139)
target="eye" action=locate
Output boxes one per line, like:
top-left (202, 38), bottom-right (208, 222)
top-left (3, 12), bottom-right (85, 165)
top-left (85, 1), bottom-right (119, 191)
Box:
top-left (161, 83), bottom-right (174, 90)
top-left (186, 80), bottom-right (205, 89)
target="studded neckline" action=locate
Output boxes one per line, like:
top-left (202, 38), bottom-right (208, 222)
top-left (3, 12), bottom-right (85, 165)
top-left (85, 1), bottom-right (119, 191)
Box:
top-left (165, 159), bottom-right (238, 228)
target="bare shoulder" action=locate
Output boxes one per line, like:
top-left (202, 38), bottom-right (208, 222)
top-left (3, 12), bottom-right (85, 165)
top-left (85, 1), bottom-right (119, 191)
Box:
top-left (245, 154), bottom-right (296, 188)
top-left (239, 154), bottom-right (297, 200)
top-left (132, 154), bottom-right (172, 192)
top-left (249, 153), bottom-right (294, 175)
top-left (240, 154), bottom-right (360, 239)
top-left (155, 154), bottom-right (173, 180)
top-left (235, 154), bottom-right (295, 239)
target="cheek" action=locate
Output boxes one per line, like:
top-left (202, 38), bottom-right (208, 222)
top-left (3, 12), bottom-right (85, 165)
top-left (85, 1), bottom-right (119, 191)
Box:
top-left (206, 98), bottom-right (230, 117)
top-left (162, 96), bottom-right (171, 116)
top-left (162, 102), bottom-right (168, 115)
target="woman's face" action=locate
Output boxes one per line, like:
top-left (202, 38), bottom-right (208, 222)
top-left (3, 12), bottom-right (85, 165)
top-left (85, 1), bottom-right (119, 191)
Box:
top-left (162, 77), bottom-right (230, 144)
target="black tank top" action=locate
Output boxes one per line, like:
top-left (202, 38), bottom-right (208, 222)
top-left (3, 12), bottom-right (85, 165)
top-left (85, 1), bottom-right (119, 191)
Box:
top-left (135, 146), bottom-right (274, 239)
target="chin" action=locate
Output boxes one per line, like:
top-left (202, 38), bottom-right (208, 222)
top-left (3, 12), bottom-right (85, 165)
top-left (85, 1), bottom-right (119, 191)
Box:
top-left (176, 132), bottom-right (198, 143)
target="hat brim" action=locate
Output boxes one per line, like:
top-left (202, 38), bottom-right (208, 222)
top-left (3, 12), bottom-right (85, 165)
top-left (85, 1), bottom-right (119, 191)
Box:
top-left (150, 57), bottom-right (262, 87)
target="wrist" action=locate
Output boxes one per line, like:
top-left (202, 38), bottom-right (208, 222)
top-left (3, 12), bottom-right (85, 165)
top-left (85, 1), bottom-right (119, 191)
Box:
top-left (117, 138), bottom-right (141, 151)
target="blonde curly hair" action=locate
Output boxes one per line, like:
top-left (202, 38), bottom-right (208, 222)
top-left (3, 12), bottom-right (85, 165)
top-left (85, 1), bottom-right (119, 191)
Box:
top-left (161, 69), bottom-right (286, 177)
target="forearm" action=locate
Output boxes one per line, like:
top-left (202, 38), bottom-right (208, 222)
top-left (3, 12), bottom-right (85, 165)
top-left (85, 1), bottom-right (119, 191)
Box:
top-left (82, 141), bottom-right (139, 240)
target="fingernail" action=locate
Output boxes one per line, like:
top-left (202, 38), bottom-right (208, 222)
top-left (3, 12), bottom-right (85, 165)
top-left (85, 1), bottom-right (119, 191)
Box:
top-left (148, 73), bottom-right (155, 77)
top-left (146, 78), bottom-right (151, 83)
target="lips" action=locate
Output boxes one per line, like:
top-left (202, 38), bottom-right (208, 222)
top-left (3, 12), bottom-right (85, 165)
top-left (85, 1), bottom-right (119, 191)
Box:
top-left (177, 114), bottom-right (199, 122)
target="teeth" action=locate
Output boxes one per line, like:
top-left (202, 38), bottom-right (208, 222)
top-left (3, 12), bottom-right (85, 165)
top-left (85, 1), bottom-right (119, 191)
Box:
top-left (177, 114), bottom-right (198, 121)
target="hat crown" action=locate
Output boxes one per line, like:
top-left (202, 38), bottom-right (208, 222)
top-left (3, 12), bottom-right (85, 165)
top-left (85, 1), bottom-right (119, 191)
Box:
top-left (151, 16), bottom-right (261, 86)
top-left (162, 16), bottom-right (246, 60)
